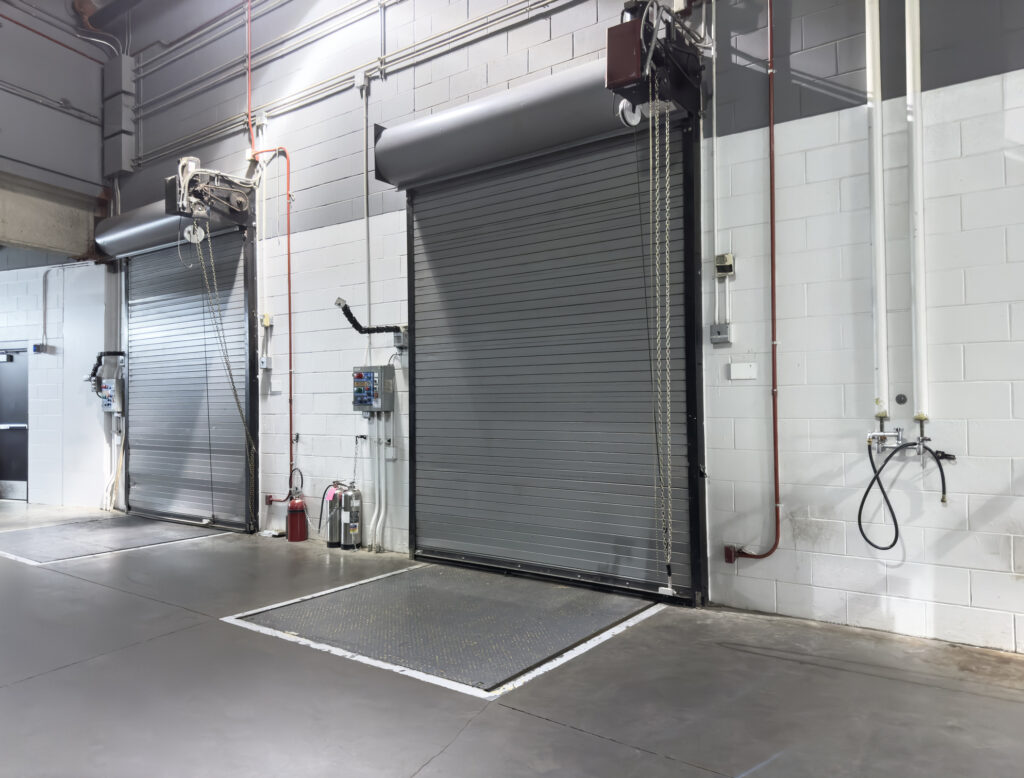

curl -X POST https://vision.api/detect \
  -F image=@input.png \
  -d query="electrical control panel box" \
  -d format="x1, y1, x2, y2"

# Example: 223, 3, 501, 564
352, 366, 394, 413
100, 379, 123, 413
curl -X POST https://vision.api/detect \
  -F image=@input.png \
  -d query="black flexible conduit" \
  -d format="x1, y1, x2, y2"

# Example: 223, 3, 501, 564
335, 298, 401, 334
858, 441, 952, 550
88, 351, 125, 381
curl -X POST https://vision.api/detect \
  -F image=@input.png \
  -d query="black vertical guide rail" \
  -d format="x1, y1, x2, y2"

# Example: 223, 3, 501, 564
242, 225, 260, 533
681, 116, 709, 604
406, 193, 417, 557
123, 261, 133, 515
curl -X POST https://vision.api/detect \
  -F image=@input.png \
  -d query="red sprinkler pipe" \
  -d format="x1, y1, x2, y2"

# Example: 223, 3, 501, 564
734, 0, 781, 561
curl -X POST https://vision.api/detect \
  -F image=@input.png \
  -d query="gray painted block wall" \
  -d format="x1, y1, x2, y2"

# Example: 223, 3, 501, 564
0, 8, 103, 195
120, 0, 1024, 235
715, 0, 1024, 136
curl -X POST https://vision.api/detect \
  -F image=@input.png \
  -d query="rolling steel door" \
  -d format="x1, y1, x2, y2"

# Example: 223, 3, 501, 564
125, 231, 255, 530
411, 131, 698, 595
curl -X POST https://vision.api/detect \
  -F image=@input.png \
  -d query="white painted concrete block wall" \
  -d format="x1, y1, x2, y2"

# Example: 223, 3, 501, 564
257, 211, 410, 551
0, 263, 107, 508
706, 68, 1024, 653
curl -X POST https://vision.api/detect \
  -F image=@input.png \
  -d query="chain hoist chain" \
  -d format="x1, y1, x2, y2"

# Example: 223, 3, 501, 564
661, 95, 673, 574
194, 223, 258, 528
648, 76, 674, 585
651, 82, 666, 561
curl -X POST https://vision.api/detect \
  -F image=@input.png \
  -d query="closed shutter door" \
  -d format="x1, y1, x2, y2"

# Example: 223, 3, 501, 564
412, 132, 691, 594
126, 231, 252, 530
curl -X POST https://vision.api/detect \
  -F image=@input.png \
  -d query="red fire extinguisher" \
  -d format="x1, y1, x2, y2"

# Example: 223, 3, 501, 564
287, 492, 308, 542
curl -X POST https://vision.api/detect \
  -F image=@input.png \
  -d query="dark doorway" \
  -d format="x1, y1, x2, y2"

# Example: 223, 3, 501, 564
0, 350, 29, 501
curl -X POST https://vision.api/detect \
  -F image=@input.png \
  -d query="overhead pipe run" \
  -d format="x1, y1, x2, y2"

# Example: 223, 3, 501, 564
135, 0, 382, 119
134, 0, 587, 167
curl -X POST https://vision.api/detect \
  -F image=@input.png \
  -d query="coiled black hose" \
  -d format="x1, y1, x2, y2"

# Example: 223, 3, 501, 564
858, 441, 950, 550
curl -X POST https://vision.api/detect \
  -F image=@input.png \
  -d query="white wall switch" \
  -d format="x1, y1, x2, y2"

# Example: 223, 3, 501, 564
728, 362, 757, 380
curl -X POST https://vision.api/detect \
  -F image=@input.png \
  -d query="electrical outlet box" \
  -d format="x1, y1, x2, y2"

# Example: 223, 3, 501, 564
715, 253, 735, 277
259, 356, 272, 370
728, 362, 757, 380
710, 322, 731, 344
352, 365, 395, 412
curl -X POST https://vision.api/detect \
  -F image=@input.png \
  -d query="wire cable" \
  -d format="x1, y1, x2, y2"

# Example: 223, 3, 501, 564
317, 482, 334, 532
193, 226, 259, 529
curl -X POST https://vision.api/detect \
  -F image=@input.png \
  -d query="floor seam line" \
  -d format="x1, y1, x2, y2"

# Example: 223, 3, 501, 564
33, 565, 216, 620
408, 704, 490, 777
496, 702, 731, 776
0, 620, 211, 691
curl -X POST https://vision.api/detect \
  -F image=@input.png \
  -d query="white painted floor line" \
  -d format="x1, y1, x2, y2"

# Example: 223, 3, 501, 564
0, 518, 103, 534
490, 604, 667, 696
0, 549, 41, 566
223, 616, 499, 700
37, 531, 233, 565
226, 563, 426, 620
222, 585, 666, 701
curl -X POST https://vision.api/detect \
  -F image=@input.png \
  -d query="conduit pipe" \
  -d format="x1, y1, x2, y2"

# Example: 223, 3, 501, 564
377, 419, 388, 550
366, 416, 382, 550
905, 0, 929, 422
0, 11, 104, 64
866, 0, 889, 420
134, 0, 580, 166
251, 147, 295, 491
734, 0, 781, 561
361, 78, 372, 336
136, 0, 379, 118
135, 0, 289, 76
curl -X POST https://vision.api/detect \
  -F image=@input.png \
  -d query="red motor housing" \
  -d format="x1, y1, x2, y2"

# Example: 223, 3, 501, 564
287, 495, 307, 542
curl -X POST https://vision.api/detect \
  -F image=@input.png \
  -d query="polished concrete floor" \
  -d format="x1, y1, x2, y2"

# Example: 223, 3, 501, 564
3, 501, 1024, 777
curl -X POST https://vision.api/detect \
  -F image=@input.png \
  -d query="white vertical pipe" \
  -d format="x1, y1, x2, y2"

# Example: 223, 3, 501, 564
866, 0, 889, 420
377, 415, 388, 550
905, 0, 929, 421
367, 415, 381, 548
710, 0, 720, 326
362, 81, 373, 360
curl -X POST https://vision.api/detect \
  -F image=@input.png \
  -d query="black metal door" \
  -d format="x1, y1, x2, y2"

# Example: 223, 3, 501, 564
0, 350, 29, 500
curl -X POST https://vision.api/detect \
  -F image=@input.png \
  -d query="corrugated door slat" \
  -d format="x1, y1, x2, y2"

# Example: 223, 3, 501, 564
126, 232, 249, 529
412, 132, 691, 593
